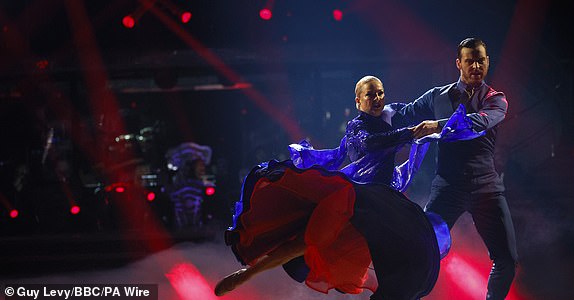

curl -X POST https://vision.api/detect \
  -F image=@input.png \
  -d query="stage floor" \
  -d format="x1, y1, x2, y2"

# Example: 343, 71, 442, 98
0, 213, 568, 300
1, 234, 370, 300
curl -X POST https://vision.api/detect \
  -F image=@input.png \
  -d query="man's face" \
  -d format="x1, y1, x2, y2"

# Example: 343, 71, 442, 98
457, 45, 489, 87
356, 81, 385, 117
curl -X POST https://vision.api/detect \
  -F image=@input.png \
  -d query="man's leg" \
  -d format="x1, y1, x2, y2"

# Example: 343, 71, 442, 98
470, 192, 518, 300
424, 176, 468, 229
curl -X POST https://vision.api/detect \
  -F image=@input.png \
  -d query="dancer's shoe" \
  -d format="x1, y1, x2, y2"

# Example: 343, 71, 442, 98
214, 268, 247, 296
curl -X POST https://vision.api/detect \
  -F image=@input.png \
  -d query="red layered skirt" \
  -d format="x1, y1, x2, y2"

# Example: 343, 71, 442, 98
225, 160, 439, 296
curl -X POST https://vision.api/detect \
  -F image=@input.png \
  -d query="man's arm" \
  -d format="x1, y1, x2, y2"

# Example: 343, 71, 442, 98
411, 92, 507, 139
390, 88, 436, 129
467, 91, 508, 132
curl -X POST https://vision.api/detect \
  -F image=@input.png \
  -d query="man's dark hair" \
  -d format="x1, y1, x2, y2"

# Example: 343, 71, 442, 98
457, 37, 487, 59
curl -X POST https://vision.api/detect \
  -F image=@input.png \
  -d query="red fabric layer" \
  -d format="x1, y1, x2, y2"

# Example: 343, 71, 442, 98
233, 168, 376, 294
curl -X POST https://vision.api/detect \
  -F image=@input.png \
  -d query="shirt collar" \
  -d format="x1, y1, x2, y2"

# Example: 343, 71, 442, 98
456, 78, 485, 93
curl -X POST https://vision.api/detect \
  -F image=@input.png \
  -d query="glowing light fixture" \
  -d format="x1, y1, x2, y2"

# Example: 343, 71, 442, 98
259, 8, 272, 20
70, 205, 81, 215
122, 15, 136, 28
181, 11, 192, 23
147, 192, 156, 202
205, 186, 216, 196
333, 9, 343, 21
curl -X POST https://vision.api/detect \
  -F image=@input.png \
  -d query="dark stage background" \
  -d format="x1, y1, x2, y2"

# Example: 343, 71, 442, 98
0, 0, 573, 299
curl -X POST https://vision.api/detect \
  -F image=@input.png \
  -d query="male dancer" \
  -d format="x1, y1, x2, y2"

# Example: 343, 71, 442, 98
394, 37, 518, 300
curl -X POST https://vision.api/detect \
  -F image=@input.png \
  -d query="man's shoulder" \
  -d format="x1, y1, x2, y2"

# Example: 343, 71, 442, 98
438, 82, 456, 90
476, 84, 508, 110
484, 84, 505, 98
425, 82, 456, 97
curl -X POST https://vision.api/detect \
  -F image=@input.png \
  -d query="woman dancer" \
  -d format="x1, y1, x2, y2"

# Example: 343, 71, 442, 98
215, 76, 469, 299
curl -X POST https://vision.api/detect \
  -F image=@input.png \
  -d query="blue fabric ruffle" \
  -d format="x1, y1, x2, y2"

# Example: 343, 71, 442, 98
289, 104, 480, 191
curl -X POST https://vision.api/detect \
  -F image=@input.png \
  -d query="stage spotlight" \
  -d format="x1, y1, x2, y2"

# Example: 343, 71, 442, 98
181, 11, 192, 23
70, 205, 81, 215
333, 9, 343, 21
205, 186, 215, 196
147, 192, 156, 202
259, 8, 272, 20
122, 15, 136, 28
9, 209, 19, 219
121, 0, 155, 29
157, 0, 192, 24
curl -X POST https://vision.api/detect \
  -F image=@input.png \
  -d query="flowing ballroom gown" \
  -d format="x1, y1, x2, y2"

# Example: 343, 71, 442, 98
224, 105, 479, 299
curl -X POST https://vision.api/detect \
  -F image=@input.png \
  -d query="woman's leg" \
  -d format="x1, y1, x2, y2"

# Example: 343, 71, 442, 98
214, 234, 306, 296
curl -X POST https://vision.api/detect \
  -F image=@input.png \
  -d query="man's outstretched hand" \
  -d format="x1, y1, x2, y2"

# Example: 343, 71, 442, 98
409, 120, 441, 139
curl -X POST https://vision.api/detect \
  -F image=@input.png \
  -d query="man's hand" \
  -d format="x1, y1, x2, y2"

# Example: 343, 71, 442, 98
409, 120, 441, 139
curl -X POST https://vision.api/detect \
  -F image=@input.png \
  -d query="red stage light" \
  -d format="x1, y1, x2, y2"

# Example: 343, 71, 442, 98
70, 206, 81, 215
181, 11, 192, 23
147, 192, 156, 202
333, 9, 343, 21
259, 8, 272, 20
36, 60, 49, 69
115, 186, 126, 193
9, 209, 18, 219
122, 15, 136, 28
166, 263, 215, 300
205, 186, 215, 196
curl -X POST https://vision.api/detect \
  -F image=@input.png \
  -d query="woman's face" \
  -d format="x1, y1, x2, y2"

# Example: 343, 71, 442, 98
356, 80, 385, 117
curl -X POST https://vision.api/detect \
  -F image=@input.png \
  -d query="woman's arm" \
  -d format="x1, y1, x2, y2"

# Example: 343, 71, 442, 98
345, 119, 413, 157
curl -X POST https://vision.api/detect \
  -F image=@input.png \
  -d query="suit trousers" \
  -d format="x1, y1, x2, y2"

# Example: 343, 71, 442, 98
425, 175, 518, 300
